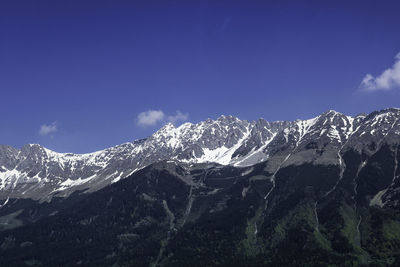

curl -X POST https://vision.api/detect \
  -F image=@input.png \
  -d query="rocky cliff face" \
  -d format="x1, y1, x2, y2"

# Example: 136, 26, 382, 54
0, 108, 400, 266
1, 108, 400, 202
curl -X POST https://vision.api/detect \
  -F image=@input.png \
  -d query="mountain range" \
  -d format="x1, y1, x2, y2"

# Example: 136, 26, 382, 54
1, 108, 400, 266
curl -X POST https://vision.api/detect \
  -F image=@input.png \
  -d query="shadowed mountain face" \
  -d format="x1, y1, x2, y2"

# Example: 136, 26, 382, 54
0, 108, 400, 266
1, 108, 399, 201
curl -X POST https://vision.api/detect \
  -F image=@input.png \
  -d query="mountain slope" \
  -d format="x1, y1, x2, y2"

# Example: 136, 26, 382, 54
2, 109, 399, 202
1, 153, 400, 266
1, 108, 400, 266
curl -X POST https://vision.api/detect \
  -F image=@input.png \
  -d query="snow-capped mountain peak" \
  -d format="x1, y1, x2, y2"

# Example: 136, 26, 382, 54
1, 109, 400, 200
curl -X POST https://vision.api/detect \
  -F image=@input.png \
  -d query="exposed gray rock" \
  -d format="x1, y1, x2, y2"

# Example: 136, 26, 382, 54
0, 108, 400, 202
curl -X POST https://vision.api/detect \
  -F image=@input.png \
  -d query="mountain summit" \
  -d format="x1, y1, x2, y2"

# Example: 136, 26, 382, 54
1, 108, 400, 266
1, 108, 400, 201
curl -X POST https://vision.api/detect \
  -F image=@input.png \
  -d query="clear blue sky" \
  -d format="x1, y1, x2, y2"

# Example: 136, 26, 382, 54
1, 0, 400, 153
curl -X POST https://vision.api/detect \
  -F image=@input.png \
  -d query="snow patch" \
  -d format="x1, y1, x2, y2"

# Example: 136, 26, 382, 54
370, 189, 387, 208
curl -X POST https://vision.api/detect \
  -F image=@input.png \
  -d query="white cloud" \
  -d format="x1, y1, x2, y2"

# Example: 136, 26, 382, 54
136, 110, 189, 127
167, 111, 189, 124
360, 52, 400, 91
39, 121, 58, 136
137, 110, 165, 127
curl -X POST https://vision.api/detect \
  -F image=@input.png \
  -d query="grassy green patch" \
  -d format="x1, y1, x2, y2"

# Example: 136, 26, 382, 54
240, 206, 263, 257
382, 220, 400, 240
340, 203, 358, 246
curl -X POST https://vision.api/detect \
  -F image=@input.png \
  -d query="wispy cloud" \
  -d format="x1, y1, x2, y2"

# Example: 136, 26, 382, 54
360, 52, 400, 91
39, 121, 58, 136
136, 110, 189, 127
137, 110, 165, 127
167, 111, 189, 124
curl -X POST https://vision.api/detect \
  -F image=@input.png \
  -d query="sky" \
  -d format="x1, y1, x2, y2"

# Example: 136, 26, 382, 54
1, 0, 400, 153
